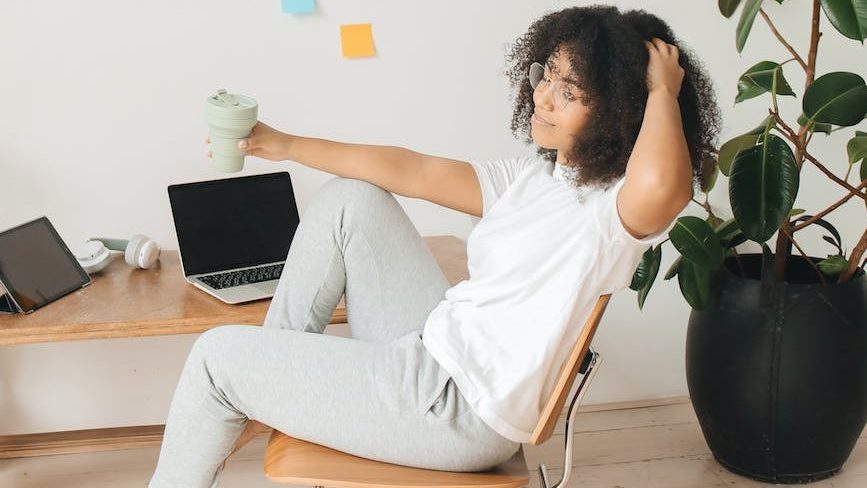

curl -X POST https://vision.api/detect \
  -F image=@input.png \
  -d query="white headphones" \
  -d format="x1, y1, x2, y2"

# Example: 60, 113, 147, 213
74, 235, 161, 274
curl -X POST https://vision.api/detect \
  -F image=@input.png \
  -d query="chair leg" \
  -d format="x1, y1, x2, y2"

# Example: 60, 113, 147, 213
537, 350, 602, 488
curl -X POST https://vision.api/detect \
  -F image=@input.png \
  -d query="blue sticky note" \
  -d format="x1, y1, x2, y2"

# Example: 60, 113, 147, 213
281, 0, 315, 14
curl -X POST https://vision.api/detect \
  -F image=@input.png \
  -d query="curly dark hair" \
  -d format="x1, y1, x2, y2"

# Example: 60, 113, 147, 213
506, 5, 722, 191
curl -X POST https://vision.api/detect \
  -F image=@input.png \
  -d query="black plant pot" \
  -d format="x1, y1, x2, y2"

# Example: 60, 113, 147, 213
686, 253, 867, 484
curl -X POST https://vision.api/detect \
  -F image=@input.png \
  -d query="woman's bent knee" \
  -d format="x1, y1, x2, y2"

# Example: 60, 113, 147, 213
191, 325, 252, 362
317, 177, 395, 206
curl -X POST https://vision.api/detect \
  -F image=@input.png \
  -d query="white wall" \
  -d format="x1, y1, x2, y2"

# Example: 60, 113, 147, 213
1, 0, 864, 434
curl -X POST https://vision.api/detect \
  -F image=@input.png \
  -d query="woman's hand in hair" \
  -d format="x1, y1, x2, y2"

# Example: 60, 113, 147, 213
643, 37, 685, 98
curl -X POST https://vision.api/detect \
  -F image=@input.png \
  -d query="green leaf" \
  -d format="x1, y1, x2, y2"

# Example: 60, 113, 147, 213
714, 217, 740, 240
818, 254, 850, 276
789, 208, 805, 216
719, 0, 744, 18
860, 130, 867, 184
848, 130, 867, 165
719, 135, 761, 176
700, 152, 719, 192
729, 133, 800, 243
725, 230, 749, 249
822, 235, 844, 255
717, 116, 773, 176
630, 247, 653, 290
735, 61, 796, 103
736, 0, 764, 53
819, 0, 867, 42
678, 259, 716, 310
797, 113, 834, 134
803, 72, 867, 126
669, 216, 725, 269
667, 217, 746, 283
714, 217, 748, 248
862, 146, 867, 181
664, 255, 682, 280
792, 214, 844, 251
632, 245, 662, 310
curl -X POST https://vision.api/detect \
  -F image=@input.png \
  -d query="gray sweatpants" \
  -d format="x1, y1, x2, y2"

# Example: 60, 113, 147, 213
148, 177, 521, 488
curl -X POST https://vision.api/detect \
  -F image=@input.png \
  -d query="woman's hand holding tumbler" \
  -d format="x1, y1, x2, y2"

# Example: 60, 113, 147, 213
206, 121, 292, 163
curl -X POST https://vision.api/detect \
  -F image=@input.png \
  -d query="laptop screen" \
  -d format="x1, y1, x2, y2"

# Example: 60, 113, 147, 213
167, 172, 300, 277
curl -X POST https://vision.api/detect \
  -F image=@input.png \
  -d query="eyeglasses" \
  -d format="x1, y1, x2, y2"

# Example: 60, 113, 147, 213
527, 61, 590, 110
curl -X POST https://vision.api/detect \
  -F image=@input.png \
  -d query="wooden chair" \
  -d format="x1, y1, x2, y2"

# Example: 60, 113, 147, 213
261, 294, 611, 488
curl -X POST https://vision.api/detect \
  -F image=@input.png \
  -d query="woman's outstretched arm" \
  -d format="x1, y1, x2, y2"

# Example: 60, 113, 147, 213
208, 122, 427, 198
208, 122, 482, 216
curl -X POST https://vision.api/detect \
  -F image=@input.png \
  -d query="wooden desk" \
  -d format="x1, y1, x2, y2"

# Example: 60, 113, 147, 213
0, 235, 468, 458
0, 235, 468, 346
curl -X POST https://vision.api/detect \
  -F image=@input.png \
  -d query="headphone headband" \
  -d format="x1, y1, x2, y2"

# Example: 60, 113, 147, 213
88, 237, 129, 252
78, 236, 160, 272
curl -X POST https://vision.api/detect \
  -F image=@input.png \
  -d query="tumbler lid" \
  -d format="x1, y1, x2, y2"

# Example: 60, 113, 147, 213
206, 89, 258, 119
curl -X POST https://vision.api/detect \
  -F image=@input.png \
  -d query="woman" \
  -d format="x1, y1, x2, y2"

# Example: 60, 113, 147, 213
149, 5, 720, 487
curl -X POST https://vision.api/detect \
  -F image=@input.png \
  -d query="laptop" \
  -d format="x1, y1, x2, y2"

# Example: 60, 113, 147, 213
167, 171, 300, 304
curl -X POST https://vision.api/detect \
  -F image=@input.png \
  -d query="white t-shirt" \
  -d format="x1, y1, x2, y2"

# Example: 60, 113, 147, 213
421, 156, 676, 443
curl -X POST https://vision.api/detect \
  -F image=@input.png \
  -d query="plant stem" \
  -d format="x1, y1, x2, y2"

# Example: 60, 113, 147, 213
771, 65, 780, 114
779, 225, 827, 284
689, 196, 722, 224
803, 151, 867, 201
773, 221, 794, 281
792, 179, 867, 231
805, 1, 822, 87
730, 246, 747, 278
840, 229, 867, 283
772, 104, 865, 198
768, 109, 800, 154
769, 124, 791, 141
759, 8, 808, 72
772, 0, 822, 282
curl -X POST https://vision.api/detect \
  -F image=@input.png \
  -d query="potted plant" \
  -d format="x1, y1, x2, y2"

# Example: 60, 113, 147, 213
629, 0, 867, 483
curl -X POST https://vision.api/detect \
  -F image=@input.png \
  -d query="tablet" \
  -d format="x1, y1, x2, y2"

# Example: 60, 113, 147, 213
0, 216, 91, 314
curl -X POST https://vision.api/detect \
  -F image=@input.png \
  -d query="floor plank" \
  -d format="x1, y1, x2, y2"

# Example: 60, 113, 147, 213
1, 400, 864, 487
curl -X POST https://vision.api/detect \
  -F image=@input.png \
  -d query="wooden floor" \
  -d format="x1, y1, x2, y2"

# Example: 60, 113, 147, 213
1, 398, 864, 487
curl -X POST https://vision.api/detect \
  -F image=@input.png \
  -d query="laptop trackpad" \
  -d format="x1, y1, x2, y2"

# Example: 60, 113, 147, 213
253, 280, 279, 294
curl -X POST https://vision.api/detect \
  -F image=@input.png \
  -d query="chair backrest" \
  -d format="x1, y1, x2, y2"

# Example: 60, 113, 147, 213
528, 294, 611, 446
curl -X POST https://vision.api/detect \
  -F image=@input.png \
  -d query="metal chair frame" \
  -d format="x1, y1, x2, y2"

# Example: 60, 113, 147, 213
538, 348, 602, 488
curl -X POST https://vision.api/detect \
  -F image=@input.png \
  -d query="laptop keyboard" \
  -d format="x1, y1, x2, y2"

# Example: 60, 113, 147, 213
197, 263, 284, 290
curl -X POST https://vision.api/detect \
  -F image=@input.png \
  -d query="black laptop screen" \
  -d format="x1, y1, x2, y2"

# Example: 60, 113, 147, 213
167, 172, 300, 277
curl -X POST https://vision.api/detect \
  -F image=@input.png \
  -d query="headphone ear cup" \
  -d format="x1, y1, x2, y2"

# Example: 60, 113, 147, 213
124, 235, 144, 267
123, 234, 159, 269
124, 234, 161, 269
138, 238, 161, 269
75, 240, 113, 274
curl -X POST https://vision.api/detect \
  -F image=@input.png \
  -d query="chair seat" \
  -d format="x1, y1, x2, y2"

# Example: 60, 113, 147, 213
264, 430, 530, 488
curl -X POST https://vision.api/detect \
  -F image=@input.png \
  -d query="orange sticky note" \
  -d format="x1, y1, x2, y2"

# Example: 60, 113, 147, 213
340, 23, 376, 58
